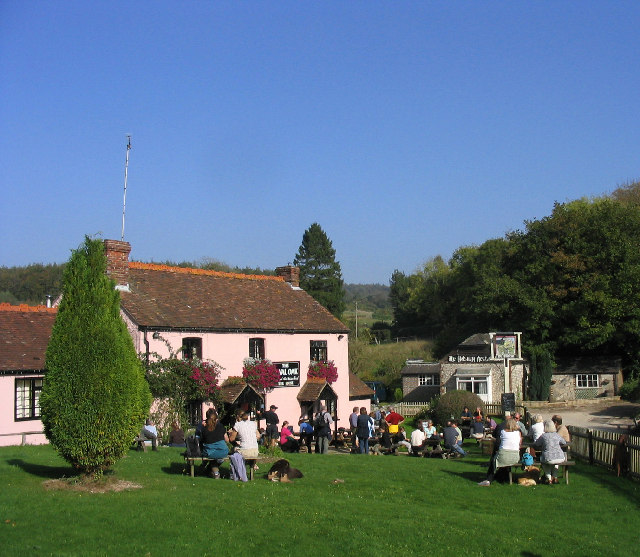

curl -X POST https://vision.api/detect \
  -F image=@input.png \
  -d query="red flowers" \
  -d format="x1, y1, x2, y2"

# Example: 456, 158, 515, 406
242, 358, 281, 391
308, 360, 338, 384
190, 360, 222, 398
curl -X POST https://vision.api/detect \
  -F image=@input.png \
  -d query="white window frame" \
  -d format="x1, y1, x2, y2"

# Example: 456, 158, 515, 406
418, 374, 440, 386
576, 374, 599, 388
15, 378, 43, 421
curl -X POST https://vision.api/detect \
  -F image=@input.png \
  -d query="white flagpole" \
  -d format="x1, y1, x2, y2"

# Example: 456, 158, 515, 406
121, 135, 131, 241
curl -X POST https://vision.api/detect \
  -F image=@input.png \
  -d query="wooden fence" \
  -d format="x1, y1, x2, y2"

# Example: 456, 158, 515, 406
568, 426, 640, 480
376, 402, 527, 419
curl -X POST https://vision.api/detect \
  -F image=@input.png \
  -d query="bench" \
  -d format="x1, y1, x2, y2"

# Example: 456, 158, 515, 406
184, 455, 261, 480
504, 460, 575, 485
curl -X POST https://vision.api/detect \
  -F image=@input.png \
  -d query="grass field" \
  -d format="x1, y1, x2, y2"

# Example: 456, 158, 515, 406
2, 442, 639, 556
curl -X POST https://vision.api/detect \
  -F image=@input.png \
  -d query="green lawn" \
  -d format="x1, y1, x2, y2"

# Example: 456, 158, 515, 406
1, 442, 639, 556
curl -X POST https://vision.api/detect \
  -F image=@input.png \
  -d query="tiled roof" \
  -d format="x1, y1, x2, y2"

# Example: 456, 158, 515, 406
297, 378, 337, 402
121, 262, 349, 333
220, 382, 263, 404
0, 304, 56, 372
348, 372, 374, 398
554, 356, 622, 375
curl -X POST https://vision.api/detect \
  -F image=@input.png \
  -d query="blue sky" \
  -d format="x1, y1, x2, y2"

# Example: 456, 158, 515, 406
1, 2, 639, 284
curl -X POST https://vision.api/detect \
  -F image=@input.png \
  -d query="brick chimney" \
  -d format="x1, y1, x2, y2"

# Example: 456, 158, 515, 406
276, 265, 300, 288
104, 239, 131, 291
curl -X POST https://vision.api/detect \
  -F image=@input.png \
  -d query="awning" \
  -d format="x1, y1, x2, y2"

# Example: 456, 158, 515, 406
297, 378, 337, 403
220, 382, 264, 405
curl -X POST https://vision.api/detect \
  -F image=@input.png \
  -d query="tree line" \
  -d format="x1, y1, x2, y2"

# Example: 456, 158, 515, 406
389, 181, 640, 386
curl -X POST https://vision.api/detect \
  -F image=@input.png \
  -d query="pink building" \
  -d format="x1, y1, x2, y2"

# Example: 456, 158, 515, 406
0, 304, 54, 446
0, 240, 361, 445
105, 240, 353, 431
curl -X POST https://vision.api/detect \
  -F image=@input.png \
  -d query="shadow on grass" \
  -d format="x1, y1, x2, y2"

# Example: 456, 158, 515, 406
161, 461, 188, 476
7, 458, 76, 479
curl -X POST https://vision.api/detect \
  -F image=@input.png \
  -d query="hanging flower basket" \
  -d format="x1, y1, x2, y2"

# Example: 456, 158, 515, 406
308, 360, 338, 384
242, 358, 280, 391
190, 360, 223, 399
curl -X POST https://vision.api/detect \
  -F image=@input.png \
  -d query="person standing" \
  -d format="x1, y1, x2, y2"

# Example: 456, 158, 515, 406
263, 405, 280, 448
356, 407, 373, 454
349, 406, 359, 449
385, 407, 404, 435
314, 404, 333, 454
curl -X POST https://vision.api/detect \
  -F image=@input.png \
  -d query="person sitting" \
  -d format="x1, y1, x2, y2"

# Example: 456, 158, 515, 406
279, 421, 300, 453
228, 410, 260, 470
443, 420, 466, 457
470, 416, 485, 443
410, 421, 427, 456
513, 412, 528, 437
528, 414, 544, 442
140, 418, 158, 451
424, 420, 437, 438
168, 421, 185, 447
371, 421, 393, 455
478, 418, 521, 486
460, 406, 473, 426
485, 416, 497, 434
473, 406, 484, 421
534, 419, 567, 484
392, 426, 412, 454
200, 411, 229, 478
298, 418, 314, 453
552, 415, 571, 443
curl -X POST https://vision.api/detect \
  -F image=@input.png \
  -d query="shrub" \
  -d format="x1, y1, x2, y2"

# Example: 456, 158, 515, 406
40, 237, 151, 477
431, 390, 484, 427
619, 377, 640, 402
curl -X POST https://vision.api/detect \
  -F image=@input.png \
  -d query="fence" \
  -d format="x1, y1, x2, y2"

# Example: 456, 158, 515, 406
376, 402, 527, 419
568, 426, 640, 480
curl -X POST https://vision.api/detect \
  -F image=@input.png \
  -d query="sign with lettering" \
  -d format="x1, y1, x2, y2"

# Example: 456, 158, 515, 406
447, 355, 490, 363
275, 361, 300, 387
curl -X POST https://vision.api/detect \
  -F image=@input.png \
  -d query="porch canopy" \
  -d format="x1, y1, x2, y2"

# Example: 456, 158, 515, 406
220, 382, 264, 408
297, 378, 338, 432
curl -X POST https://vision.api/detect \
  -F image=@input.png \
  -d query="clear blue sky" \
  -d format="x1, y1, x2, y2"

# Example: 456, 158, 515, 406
1, 2, 639, 284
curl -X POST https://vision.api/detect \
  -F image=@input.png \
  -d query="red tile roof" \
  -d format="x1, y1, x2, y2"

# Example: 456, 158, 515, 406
121, 262, 349, 333
348, 372, 375, 398
0, 304, 56, 372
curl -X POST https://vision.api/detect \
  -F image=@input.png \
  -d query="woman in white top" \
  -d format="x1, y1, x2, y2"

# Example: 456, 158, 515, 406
478, 418, 522, 486
528, 414, 544, 442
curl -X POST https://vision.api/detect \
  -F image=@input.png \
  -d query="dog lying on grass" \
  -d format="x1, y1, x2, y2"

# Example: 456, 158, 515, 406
517, 465, 541, 486
267, 459, 303, 483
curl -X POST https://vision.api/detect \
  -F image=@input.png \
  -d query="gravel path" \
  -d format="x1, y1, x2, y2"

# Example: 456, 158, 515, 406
536, 400, 640, 433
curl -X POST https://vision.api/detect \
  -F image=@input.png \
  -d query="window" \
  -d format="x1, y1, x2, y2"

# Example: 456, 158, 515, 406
182, 337, 202, 360
310, 340, 327, 362
249, 338, 265, 359
185, 401, 202, 427
419, 374, 440, 386
576, 374, 598, 388
456, 376, 489, 397
15, 378, 43, 421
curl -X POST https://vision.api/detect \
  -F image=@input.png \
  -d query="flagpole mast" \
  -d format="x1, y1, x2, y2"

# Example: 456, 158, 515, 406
121, 135, 132, 241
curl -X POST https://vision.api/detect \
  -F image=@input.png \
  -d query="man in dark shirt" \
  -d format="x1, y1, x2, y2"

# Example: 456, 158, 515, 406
443, 421, 466, 457
263, 404, 279, 448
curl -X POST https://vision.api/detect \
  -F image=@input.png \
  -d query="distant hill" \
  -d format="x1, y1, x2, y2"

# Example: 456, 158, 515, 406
343, 283, 392, 323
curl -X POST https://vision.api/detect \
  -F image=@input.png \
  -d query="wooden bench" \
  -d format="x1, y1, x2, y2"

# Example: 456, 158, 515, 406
184, 455, 261, 480
504, 460, 575, 485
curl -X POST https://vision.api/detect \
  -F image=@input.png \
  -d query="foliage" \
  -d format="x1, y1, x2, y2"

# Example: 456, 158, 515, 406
0, 262, 65, 305
431, 390, 484, 427
243, 358, 281, 391
393, 387, 403, 402
294, 222, 345, 317
307, 360, 338, 384
40, 237, 151, 477
619, 376, 640, 402
146, 352, 223, 429
526, 346, 554, 400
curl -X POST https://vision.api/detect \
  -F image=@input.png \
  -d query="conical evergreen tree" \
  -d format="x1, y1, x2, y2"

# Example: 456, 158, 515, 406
294, 223, 345, 317
40, 237, 151, 477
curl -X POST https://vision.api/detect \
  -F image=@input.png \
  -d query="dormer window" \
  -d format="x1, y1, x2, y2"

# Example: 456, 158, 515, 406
182, 337, 202, 360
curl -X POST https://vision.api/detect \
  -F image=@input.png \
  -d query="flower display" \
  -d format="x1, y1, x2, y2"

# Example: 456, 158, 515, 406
190, 360, 223, 398
307, 360, 338, 384
242, 358, 281, 391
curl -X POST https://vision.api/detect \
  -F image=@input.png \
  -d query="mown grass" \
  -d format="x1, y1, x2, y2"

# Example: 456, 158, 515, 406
1, 442, 639, 556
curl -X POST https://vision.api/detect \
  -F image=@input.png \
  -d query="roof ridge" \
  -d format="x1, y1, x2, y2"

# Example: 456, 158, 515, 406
0, 302, 57, 313
129, 261, 284, 282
